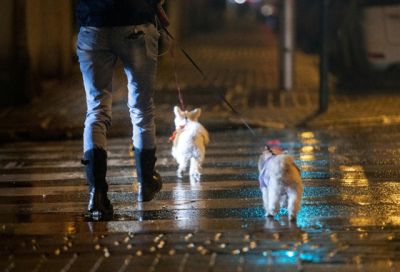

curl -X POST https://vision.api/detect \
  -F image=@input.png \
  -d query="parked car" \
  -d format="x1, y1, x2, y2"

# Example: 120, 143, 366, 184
361, 0, 400, 71
297, 0, 400, 78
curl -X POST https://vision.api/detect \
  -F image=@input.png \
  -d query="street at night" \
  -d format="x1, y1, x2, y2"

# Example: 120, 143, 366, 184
2, 126, 400, 271
1, 0, 400, 271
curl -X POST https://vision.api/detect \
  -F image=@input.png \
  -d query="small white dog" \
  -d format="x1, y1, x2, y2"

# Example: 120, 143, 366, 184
258, 146, 303, 221
170, 106, 209, 181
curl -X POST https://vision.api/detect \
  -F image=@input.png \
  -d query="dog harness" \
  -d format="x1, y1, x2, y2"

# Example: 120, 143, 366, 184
259, 155, 276, 189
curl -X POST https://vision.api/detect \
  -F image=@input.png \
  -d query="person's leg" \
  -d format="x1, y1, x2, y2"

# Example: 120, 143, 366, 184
78, 27, 117, 152
114, 24, 162, 201
81, 148, 113, 219
77, 27, 117, 218
117, 24, 159, 149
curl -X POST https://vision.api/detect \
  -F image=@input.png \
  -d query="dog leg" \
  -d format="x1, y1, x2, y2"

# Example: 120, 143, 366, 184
287, 190, 300, 221
280, 194, 288, 209
261, 187, 269, 216
267, 187, 279, 217
177, 159, 188, 178
189, 157, 202, 181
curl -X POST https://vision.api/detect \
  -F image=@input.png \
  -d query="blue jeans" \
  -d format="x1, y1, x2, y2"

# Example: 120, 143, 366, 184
77, 24, 160, 152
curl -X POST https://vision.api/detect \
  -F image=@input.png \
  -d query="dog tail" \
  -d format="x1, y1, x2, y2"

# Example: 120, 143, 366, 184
200, 125, 209, 145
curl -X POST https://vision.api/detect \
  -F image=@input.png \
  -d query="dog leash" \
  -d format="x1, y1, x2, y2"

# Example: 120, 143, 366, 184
160, 24, 257, 136
169, 45, 186, 111
265, 145, 276, 156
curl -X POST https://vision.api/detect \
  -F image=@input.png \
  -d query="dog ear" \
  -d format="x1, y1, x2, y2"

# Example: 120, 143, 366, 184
190, 108, 201, 120
174, 106, 183, 117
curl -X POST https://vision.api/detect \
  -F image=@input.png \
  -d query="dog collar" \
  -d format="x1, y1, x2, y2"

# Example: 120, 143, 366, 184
168, 124, 185, 142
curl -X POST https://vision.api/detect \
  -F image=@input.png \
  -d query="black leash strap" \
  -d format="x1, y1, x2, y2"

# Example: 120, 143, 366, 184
265, 145, 276, 156
162, 26, 256, 136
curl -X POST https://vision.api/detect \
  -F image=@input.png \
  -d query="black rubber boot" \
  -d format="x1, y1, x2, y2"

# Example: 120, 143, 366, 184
82, 148, 113, 220
134, 148, 163, 202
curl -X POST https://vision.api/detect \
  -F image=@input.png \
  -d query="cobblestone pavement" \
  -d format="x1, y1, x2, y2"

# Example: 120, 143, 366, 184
2, 127, 400, 271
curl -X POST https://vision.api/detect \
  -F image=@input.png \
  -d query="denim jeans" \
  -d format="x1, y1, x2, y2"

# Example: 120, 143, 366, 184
77, 24, 160, 152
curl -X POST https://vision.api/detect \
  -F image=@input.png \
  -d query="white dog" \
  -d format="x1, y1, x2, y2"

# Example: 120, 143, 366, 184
170, 106, 209, 181
258, 146, 303, 221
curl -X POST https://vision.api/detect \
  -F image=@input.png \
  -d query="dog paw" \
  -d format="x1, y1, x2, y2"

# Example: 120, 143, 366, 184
266, 212, 275, 218
190, 172, 201, 182
177, 170, 183, 178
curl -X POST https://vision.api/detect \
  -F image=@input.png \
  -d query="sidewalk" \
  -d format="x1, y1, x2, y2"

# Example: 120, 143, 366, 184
1, 23, 400, 142
2, 23, 400, 272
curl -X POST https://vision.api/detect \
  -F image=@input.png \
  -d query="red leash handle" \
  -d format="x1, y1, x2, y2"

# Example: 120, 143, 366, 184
156, 4, 170, 27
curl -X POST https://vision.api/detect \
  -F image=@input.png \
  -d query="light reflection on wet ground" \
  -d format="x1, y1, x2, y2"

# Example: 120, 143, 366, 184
2, 127, 400, 270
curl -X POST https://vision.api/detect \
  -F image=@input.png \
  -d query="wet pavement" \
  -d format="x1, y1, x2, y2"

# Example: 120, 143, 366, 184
2, 126, 400, 271
1, 21, 400, 271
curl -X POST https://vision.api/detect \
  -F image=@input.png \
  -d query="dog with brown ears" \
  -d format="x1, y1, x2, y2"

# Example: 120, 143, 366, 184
170, 106, 209, 181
